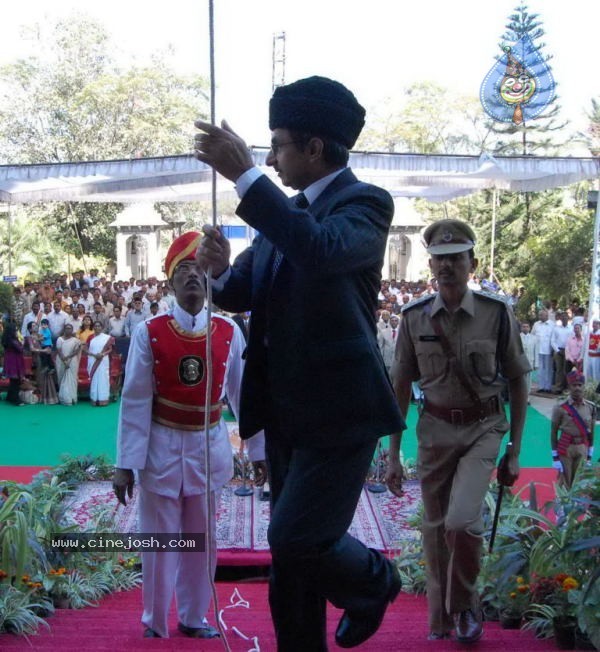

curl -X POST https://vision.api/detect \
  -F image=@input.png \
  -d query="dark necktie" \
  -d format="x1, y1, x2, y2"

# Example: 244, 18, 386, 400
272, 193, 309, 277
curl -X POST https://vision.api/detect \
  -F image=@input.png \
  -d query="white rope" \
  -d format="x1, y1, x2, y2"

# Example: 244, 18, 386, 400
218, 588, 261, 652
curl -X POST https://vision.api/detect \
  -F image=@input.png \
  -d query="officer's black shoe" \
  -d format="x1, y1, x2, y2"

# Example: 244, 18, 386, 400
453, 609, 483, 644
335, 564, 401, 648
143, 627, 161, 638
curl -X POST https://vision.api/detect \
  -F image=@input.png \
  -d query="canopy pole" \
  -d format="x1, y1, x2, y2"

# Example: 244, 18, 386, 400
7, 202, 12, 276
489, 188, 497, 280
585, 176, 600, 379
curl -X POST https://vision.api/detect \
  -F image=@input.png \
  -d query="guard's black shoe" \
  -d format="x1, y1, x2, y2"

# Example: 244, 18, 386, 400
177, 622, 220, 638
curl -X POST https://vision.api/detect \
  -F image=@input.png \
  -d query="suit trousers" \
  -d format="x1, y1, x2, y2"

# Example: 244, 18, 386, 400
552, 350, 566, 392
538, 353, 553, 391
416, 412, 504, 634
138, 487, 218, 638
264, 431, 395, 651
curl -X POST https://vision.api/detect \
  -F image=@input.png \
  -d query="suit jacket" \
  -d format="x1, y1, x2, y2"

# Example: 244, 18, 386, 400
214, 168, 405, 447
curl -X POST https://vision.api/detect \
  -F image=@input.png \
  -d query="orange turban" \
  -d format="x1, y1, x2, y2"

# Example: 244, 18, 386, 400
164, 231, 201, 279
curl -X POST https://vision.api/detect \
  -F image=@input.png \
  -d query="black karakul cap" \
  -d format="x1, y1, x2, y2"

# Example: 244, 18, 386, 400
269, 76, 366, 149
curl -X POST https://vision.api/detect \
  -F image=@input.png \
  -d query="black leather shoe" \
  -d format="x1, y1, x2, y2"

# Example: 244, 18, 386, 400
335, 565, 402, 648
143, 628, 161, 638
453, 609, 483, 644
177, 622, 220, 638
428, 631, 452, 640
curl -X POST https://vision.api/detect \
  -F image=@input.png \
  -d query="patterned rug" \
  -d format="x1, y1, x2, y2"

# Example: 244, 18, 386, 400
64, 479, 422, 555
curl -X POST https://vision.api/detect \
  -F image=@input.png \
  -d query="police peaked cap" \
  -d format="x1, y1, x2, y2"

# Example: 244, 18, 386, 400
269, 76, 366, 149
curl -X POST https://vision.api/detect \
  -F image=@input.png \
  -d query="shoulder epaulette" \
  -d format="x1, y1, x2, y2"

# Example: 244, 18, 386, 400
583, 398, 597, 410
473, 290, 510, 306
401, 294, 435, 313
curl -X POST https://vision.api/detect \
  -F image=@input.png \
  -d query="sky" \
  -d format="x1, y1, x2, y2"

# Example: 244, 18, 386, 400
1, 0, 599, 149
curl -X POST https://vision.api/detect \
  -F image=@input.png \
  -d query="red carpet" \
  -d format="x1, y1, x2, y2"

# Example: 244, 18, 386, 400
0, 582, 556, 651
0, 466, 48, 483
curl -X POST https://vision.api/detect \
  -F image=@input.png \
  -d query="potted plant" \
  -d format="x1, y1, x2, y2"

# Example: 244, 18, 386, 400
528, 573, 581, 649
41, 567, 71, 609
497, 576, 531, 629
0, 584, 49, 635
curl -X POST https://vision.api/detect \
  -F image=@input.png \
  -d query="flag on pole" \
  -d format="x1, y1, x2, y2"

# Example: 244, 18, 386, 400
480, 34, 555, 125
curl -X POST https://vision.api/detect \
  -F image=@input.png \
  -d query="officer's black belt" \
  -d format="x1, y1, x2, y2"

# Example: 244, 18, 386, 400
423, 396, 502, 425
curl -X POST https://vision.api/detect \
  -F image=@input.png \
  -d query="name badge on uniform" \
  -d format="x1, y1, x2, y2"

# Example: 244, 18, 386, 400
419, 335, 440, 342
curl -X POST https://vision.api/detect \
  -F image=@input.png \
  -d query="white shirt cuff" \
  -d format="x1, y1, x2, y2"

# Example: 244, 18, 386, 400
235, 167, 264, 198
209, 266, 232, 291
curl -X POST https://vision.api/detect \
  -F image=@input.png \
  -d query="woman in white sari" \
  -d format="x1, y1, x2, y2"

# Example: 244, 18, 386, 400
56, 324, 82, 405
85, 321, 114, 406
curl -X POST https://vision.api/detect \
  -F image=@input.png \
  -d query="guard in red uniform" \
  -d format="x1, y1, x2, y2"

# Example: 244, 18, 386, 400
113, 232, 264, 639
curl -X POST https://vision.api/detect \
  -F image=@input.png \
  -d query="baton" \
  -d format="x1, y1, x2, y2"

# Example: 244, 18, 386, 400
489, 483, 504, 553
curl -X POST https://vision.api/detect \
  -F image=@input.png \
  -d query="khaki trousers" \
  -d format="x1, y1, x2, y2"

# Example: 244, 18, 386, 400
417, 411, 505, 634
558, 443, 588, 489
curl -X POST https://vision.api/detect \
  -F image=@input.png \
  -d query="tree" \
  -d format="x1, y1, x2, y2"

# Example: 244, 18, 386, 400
359, 82, 490, 154
581, 97, 600, 156
0, 12, 209, 263
487, 3, 567, 156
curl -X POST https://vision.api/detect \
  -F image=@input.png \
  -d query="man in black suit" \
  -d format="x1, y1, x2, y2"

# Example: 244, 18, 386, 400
194, 76, 405, 651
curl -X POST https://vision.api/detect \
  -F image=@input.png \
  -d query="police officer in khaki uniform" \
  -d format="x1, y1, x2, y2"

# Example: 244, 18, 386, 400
386, 219, 529, 643
551, 369, 595, 489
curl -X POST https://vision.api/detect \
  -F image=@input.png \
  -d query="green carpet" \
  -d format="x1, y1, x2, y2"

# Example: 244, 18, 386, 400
1, 398, 551, 469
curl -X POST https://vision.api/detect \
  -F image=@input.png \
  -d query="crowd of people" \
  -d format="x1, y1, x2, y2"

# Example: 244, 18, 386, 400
2, 270, 178, 407
376, 277, 600, 395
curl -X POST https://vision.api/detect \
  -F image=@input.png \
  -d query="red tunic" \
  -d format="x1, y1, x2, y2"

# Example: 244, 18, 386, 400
147, 314, 234, 431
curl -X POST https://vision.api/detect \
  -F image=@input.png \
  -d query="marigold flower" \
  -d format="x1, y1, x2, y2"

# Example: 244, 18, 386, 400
518, 585, 529, 593
510, 592, 517, 599
21, 574, 30, 582
49, 569, 57, 575
562, 577, 579, 591
516, 576, 524, 584
555, 573, 568, 583
0, 570, 8, 579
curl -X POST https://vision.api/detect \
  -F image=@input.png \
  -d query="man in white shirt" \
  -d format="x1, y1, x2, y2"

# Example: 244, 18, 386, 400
78, 287, 95, 314
520, 322, 537, 399
551, 312, 572, 393
113, 232, 265, 639
21, 301, 43, 338
378, 314, 399, 377
47, 300, 68, 346
108, 306, 126, 337
532, 309, 555, 392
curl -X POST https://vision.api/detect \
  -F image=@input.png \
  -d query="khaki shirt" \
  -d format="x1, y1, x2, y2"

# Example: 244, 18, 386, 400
551, 398, 595, 438
393, 290, 530, 408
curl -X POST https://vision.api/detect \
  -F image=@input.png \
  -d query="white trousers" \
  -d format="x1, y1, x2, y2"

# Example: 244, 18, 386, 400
138, 487, 218, 638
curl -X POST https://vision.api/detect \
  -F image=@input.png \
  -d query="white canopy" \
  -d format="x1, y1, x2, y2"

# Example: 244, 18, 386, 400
0, 150, 598, 204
